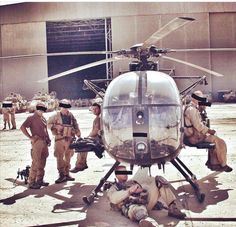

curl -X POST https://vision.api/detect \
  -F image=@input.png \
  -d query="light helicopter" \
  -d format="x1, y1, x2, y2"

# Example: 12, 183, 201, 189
2, 16, 235, 205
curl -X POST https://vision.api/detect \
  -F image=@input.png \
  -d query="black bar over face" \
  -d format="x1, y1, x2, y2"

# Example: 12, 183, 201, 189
36, 105, 47, 112
59, 103, 71, 108
199, 101, 212, 107
2, 103, 13, 108
191, 93, 207, 102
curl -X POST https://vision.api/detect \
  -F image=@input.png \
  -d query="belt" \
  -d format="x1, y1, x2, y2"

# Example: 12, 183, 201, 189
55, 137, 72, 142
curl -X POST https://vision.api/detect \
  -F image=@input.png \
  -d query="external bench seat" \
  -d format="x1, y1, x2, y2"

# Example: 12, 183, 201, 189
183, 137, 215, 149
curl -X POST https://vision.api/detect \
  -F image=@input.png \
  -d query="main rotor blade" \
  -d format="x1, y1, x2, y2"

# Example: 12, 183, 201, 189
162, 55, 224, 77
169, 48, 236, 52
37, 56, 126, 83
0, 51, 116, 59
142, 17, 195, 49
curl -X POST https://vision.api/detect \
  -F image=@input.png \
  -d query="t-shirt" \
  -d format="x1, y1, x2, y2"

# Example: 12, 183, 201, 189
21, 112, 48, 138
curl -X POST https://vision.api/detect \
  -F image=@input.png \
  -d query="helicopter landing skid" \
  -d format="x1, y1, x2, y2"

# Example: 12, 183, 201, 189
171, 158, 205, 203
82, 161, 120, 205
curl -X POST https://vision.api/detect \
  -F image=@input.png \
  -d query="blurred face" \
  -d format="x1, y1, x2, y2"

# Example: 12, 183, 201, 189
60, 107, 69, 114
36, 110, 44, 116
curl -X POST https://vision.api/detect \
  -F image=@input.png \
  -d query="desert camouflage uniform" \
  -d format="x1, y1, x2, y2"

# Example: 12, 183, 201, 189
107, 169, 176, 222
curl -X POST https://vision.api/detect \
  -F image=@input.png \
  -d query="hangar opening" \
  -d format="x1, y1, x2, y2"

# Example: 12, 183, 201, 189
46, 18, 112, 99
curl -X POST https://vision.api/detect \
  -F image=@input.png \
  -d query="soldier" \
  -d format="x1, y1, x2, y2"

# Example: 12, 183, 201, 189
70, 103, 101, 173
184, 90, 233, 172
107, 165, 186, 227
20, 102, 51, 189
9, 104, 16, 129
2, 101, 12, 130
48, 99, 81, 183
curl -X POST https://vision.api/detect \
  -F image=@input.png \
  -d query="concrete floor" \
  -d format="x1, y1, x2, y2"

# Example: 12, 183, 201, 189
0, 103, 236, 227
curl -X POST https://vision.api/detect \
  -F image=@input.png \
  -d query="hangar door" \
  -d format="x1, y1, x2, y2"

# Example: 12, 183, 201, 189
46, 18, 112, 99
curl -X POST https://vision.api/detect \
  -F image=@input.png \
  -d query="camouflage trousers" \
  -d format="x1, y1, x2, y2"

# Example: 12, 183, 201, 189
122, 204, 148, 222
29, 139, 49, 185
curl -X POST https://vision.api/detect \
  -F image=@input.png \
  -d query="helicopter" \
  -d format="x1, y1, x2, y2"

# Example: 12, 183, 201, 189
2, 16, 235, 205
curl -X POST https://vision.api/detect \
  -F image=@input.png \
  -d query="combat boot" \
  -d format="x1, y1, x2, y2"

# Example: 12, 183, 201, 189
139, 217, 159, 227
65, 174, 75, 181
70, 164, 88, 173
37, 179, 49, 187
28, 182, 41, 189
168, 202, 186, 219
55, 174, 67, 184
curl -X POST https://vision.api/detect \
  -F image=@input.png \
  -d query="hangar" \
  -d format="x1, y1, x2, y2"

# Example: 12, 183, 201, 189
0, 2, 236, 100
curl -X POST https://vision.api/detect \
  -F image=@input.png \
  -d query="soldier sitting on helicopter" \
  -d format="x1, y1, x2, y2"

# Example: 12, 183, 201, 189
70, 102, 102, 173
107, 165, 186, 227
183, 90, 233, 172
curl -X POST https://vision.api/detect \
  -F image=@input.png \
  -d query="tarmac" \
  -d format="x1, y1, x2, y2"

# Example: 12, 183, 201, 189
0, 103, 236, 227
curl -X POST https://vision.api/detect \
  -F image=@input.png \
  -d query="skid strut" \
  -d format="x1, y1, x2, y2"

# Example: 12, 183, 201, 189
83, 161, 120, 205
171, 158, 205, 203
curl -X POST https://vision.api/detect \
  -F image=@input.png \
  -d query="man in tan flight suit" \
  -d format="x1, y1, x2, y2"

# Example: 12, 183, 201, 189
107, 165, 186, 227
70, 103, 101, 173
184, 90, 233, 172
20, 102, 51, 189
48, 99, 81, 183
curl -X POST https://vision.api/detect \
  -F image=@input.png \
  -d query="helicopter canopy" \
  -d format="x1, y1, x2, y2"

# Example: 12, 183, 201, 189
102, 71, 182, 165
103, 71, 181, 107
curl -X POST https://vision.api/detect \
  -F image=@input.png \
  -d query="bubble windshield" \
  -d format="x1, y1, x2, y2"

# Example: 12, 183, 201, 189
102, 71, 182, 162
103, 71, 180, 107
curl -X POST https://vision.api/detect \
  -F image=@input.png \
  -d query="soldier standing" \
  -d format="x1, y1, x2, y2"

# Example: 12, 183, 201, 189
2, 101, 12, 130
9, 104, 16, 129
48, 99, 81, 183
20, 102, 51, 189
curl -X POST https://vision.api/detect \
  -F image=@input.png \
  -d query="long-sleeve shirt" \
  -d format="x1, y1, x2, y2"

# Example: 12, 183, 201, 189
184, 102, 209, 137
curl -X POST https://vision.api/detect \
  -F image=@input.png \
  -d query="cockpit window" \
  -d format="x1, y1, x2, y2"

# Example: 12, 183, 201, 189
103, 71, 180, 107
103, 72, 138, 107
144, 72, 180, 104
